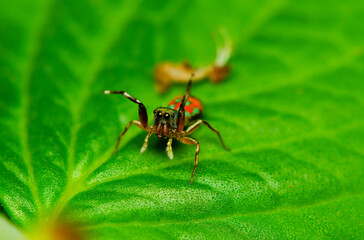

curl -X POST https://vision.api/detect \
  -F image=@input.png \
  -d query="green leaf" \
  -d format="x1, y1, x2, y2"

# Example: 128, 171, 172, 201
1, 0, 364, 239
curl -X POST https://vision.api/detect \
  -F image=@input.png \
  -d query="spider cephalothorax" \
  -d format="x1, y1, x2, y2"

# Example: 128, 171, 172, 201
152, 107, 177, 138
103, 79, 230, 184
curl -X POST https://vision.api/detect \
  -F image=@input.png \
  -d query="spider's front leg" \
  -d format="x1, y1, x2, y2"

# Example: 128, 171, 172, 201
103, 90, 149, 154
103, 90, 148, 128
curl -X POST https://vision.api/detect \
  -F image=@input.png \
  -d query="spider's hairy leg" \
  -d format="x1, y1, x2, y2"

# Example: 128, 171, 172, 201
186, 119, 230, 151
140, 131, 153, 154
177, 136, 200, 184
113, 120, 144, 155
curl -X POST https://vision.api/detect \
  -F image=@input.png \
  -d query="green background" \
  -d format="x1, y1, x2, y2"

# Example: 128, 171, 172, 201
0, 0, 363, 239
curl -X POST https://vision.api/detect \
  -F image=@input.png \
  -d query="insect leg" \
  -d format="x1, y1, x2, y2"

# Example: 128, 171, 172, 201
140, 131, 153, 154
166, 137, 174, 159
177, 136, 200, 185
113, 120, 144, 155
176, 77, 193, 132
185, 119, 230, 151
103, 90, 148, 129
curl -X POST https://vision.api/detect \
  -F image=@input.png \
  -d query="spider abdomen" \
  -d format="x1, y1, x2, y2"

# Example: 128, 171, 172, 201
168, 95, 203, 125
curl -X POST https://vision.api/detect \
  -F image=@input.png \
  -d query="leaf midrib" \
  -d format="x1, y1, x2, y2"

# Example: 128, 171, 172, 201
19, 0, 56, 219
51, 0, 143, 222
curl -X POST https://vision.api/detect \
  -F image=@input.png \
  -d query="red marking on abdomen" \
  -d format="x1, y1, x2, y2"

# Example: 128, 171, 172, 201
168, 95, 203, 115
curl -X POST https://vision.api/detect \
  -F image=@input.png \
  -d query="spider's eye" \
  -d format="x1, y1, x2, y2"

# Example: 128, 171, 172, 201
171, 113, 175, 118
157, 111, 163, 118
153, 110, 156, 114
164, 113, 170, 119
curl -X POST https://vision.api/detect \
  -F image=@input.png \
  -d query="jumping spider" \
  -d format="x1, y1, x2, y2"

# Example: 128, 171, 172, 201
103, 79, 230, 184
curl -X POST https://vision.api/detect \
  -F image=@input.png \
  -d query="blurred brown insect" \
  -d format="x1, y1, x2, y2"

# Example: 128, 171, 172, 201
154, 29, 232, 93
